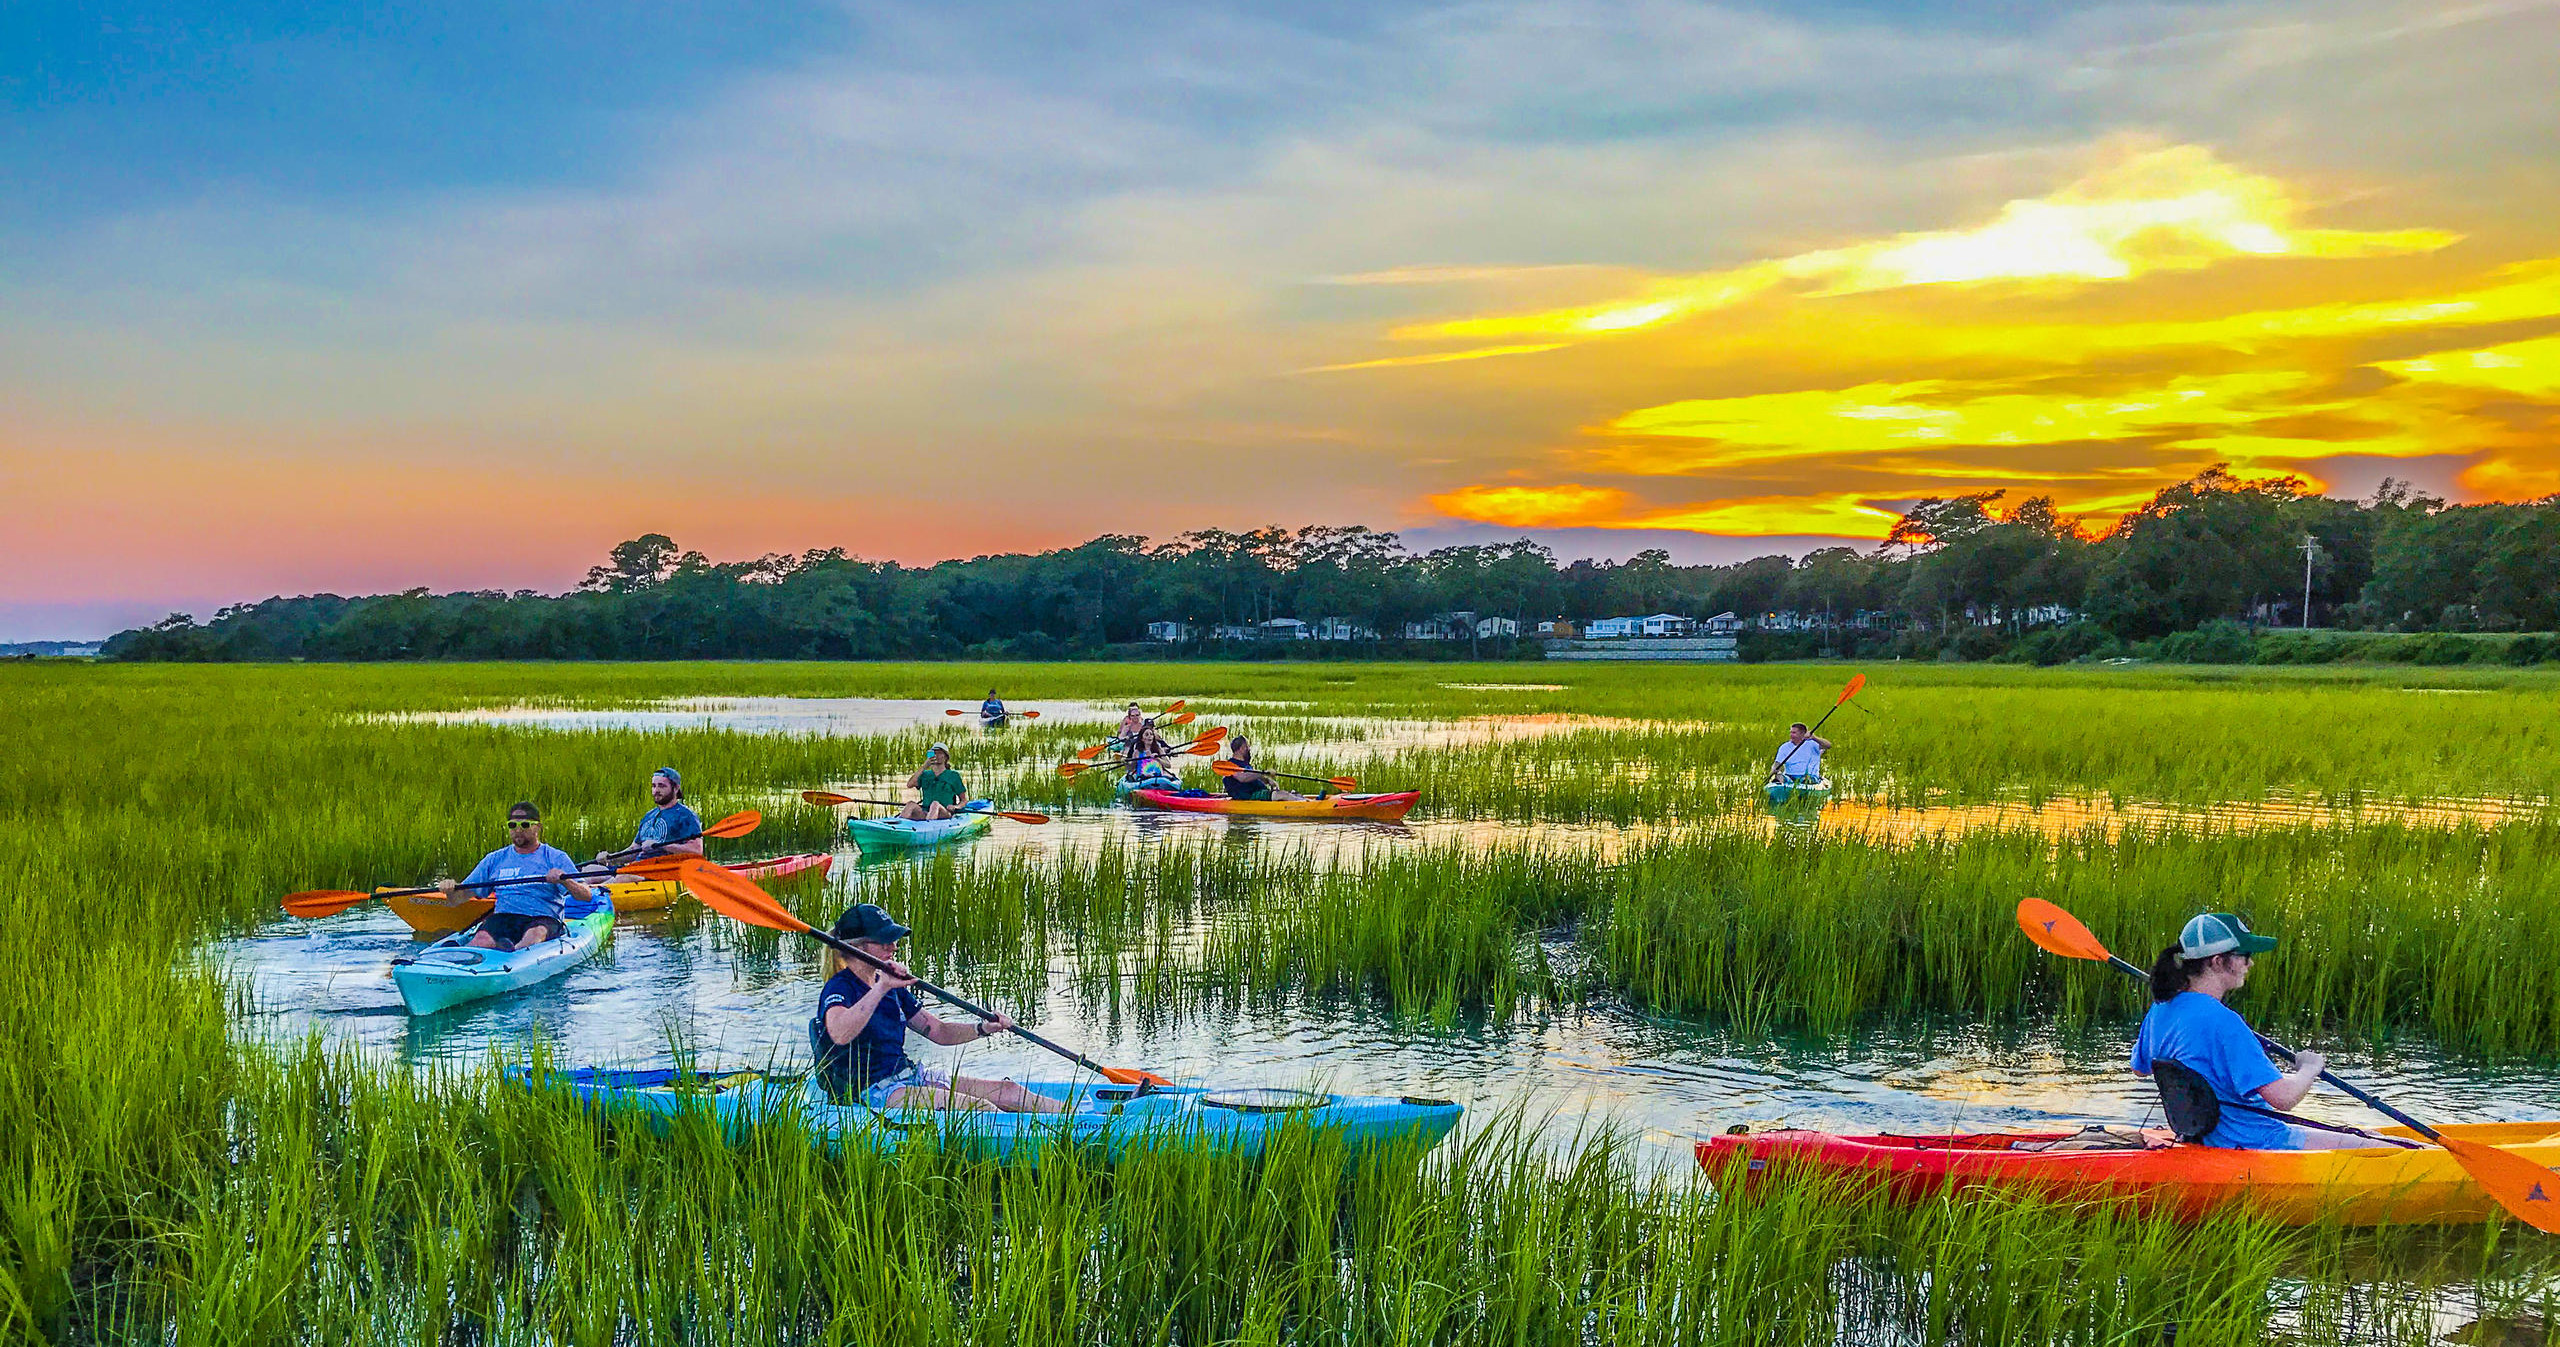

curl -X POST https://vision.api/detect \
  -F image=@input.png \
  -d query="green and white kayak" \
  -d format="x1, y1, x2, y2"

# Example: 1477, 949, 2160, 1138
394, 905, 613, 1016
514, 1066, 1464, 1163
1765, 778, 1832, 808
845, 801, 996, 851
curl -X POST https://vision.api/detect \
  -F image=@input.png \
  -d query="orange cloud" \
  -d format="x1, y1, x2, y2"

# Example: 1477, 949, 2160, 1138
1427, 483, 1636, 527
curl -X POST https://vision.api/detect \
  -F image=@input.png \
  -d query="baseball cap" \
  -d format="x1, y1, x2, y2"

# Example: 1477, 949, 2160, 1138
2179, 912, 2276, 959
831, 903, 912, 944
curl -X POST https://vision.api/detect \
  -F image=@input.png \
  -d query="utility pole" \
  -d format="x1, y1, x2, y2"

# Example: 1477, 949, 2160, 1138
2299, 534, 2321, 630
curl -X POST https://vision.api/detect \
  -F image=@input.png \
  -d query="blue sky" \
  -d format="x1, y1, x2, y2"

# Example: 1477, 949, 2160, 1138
4, 0, 2555, 638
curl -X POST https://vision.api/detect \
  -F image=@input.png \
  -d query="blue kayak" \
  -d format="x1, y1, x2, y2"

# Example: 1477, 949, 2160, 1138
845, 800, 997, 851
394, 905, 614, 1016
1765, 778, 1832, 808
514, 1066, 1463, 1162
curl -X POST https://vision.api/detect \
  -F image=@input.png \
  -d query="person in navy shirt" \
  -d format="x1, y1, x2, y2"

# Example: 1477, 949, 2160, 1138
441, 802, 594, 951
2131, 912, 2357, 1150
619, 767, 704, 858
810, 903, 1064, 1114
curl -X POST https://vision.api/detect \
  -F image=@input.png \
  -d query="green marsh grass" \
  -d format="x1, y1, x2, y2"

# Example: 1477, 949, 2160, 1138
10, 660, 2560, 1340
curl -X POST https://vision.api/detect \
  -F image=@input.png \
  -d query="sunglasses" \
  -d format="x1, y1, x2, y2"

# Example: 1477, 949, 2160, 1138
506, 818, 540, 828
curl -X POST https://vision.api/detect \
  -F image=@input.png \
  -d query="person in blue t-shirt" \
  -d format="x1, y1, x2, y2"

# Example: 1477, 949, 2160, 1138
2130, 912, 2359, 1150
441, 802, 595, 951
615, 767, 704, 859
980, 690, 1007, 721
809, 903, 1064, 1114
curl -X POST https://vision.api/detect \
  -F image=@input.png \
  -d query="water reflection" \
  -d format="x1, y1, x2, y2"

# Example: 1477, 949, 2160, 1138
221, 870, 2560, 1173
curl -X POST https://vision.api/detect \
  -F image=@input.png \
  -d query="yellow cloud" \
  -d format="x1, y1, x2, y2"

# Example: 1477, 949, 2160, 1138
1427, 483, 1635, 527
2379, 333, 2560, 397
1385, 145, 2460, 347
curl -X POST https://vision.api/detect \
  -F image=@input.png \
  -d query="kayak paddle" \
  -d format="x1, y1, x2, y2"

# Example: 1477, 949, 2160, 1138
799, 790, 1050, 824
680, 859, 1171, 1088
1211, 759, 1359, 791
947, 708, 1040, 718
1057, 729, 1226, 779
1773, 674, 1863, 781
278, 808, 759, 918
2017, 898, 2560, 1234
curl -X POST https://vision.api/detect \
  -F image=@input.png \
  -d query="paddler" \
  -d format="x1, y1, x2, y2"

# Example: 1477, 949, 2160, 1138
1769, 722, 1831, 784
2132, 913, 2359, 1150
1220, 733, 1303, 801
609, 766, 703, 861
898, 743, 967, 821
980, 689, 1007, 722
811, 903, 1065, 1113
444, 802, 595, 951
1123, 725, 1181, 791
1112, 702, 1147, 753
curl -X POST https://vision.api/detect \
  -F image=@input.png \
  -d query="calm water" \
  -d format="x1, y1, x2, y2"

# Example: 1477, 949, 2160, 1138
225, 695, 2560, 1171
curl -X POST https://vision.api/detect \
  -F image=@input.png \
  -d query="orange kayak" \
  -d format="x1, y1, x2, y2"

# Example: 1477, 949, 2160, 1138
1700, 1124, 2560, 1226
385, 853, 833, 934
1124, 789, 1418, 821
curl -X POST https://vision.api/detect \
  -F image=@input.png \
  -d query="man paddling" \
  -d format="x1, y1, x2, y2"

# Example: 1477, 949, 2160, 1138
1220, 733, 1304, 802
811, 903, 1064, 1113
615, 767, 704, 861
2132, 913, 2361, 1150
443, 802, 595, 951
897, 744, 968, 821
1769, 722, 1831, 784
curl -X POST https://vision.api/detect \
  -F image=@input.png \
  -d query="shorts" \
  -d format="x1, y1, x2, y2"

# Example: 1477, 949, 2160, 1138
813, 1065, 952, 1110
483, 912, 556, 945
1224, 780, 1273, 801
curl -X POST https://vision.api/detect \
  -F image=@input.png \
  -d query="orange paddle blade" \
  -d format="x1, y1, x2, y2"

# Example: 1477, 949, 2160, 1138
1075, 744, 1106, 761
702, 810, 762, 839
946, 708, 966, 715
616, 855, 691, 880
1019, 710, 1040, 719
679, 860, 814, 936
1099, 1064, 1173, 1087
1210, 759, 1240, 775
1162, 700, 1186, 716
2437, 1135, 2560, 1235
281, 889, 376, 918
1057, 762, 1090, 778
801, 790, 856, 807
1837, 673, 1867, 705
1162, 711, 1196, 727
994, 810, 1051, 824
1323, 776, 1358, 790
2017, 899, 2116, 964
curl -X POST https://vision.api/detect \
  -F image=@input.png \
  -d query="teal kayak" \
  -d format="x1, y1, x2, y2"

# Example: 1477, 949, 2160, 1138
394, 905, 613, 1016
845, 801, 996, 851
1765, 779, 1832, 808
514, 1066, 1464, 1163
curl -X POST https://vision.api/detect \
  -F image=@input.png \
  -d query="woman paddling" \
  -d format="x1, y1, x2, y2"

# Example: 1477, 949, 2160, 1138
898, 744, 967, 821
811, 903, 1064, 1113
2132, 912, 2362, 1150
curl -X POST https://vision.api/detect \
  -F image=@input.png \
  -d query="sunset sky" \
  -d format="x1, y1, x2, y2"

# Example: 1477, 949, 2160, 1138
6, 0, 2557, 638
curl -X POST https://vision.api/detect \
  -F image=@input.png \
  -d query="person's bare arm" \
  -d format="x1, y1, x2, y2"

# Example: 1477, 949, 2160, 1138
2256, 1049, 2326, 1112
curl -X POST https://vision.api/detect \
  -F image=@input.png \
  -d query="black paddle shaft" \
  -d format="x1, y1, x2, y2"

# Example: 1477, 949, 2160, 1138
2097, 952, 2440, 1140
802, 924, 1132, 1081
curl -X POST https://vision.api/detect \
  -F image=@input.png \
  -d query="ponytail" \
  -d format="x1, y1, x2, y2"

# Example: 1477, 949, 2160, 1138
2150, 944, 2206, 1002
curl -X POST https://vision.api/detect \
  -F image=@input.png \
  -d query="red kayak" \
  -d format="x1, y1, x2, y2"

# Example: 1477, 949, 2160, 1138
1698, 1125, 2560, 1226
1124, 789, 1419, 821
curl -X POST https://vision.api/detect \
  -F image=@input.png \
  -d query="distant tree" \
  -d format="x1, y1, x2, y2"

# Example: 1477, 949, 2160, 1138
582, 534, 683, 593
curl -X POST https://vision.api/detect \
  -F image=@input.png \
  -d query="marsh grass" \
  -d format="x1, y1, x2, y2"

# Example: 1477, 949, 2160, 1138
10, 660, 2560, 1341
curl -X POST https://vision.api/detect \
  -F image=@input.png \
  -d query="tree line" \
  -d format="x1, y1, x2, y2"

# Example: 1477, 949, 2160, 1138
105, 467, 2560, 663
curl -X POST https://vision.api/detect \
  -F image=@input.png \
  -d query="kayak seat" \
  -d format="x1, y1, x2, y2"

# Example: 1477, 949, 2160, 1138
2152, 1059, 2221, 1144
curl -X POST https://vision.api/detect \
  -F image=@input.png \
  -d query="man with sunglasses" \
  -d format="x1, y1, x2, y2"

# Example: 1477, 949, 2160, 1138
439, 802, 594, 951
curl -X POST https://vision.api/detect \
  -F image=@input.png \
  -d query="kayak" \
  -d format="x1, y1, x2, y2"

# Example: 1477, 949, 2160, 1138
1765, 779, 1832, 808
515, 1066, 1464, 1163
1699, 1124, 2560, 1226
605, 878, 682, 912
393, 905, 614, 1016
846, 802, 997, 851
385, 852, 834, 933
1125, 788, 1419, 822
980, 713, 1009, 729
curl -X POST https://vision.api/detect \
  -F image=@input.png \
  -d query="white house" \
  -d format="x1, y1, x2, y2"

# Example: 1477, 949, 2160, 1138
1256, 617, 1310, 640
1704, 612, 1743, 632
1309, 617, 1376, 641
1536, 619, 1579, 637
1475, 616, 1520, 639
1209, 623, 1257, 641
1582, 617, 1639, 638
1639, 613, 1696, 637
1144, 621, 1191, 643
